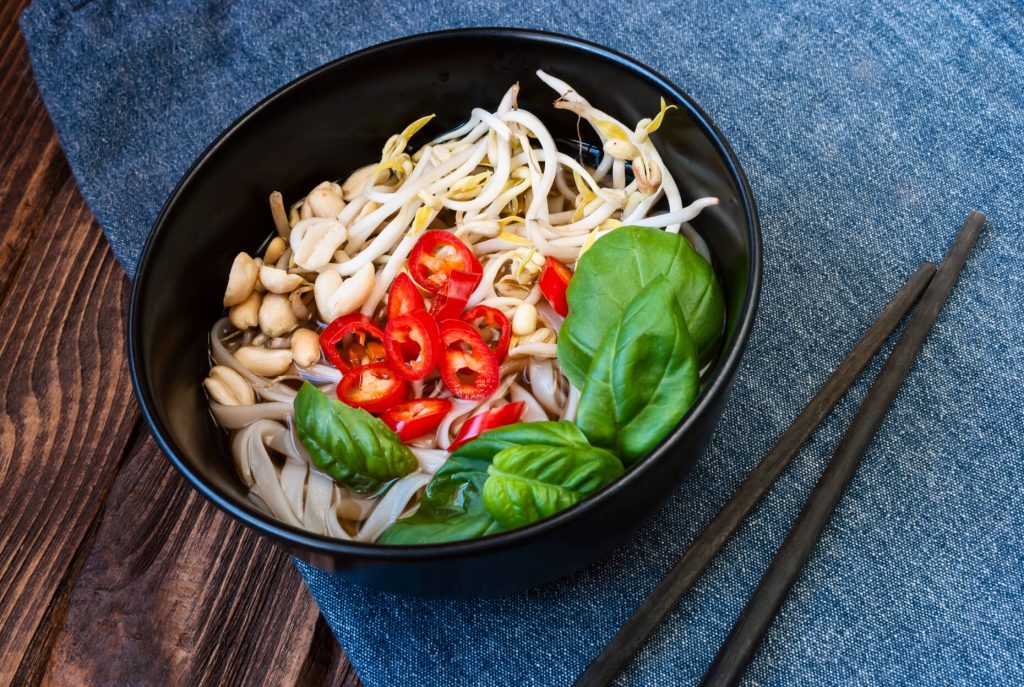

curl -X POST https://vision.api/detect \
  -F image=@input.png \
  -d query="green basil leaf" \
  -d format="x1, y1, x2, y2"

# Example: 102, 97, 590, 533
293, 382, 417, 493
379, 421, 593, 544
558, 225, 724, 388
452, 421, 590, 462
481, 444, 623, 529
576, 277, 700, 464
378, 453, 501, 544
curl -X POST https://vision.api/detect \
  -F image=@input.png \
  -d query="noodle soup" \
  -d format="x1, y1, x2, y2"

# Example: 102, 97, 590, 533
203, 72, 724, 544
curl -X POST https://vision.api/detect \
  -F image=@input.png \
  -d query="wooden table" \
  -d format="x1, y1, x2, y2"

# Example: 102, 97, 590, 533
0, 2, 361, 684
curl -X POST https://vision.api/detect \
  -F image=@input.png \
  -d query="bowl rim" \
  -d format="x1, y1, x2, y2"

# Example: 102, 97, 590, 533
128, 27, 763, 561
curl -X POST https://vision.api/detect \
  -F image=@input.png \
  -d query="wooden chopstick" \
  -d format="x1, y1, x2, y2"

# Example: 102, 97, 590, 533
700, 211, 986, 686
574, 259, 938, 687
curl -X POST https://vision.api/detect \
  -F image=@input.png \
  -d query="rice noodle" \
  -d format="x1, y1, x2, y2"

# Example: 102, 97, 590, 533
508, 342, 558, 359
511, 383, 550, 422
410, 447, 449, 474
436, 399, 482, 450
527, 358, 565, 416
561, 385, 582, 423
210, 401, 292, 428
232, 420, 303, 527
356, 472, 432, 541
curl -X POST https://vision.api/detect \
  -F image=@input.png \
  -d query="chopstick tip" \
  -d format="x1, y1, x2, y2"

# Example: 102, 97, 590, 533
966, 210, 987, 225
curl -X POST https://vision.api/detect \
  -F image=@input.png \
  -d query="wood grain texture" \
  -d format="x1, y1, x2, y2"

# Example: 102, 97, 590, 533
0, 167, 140, 685
0, 2, 361, 684
40, 433, 359, 687
0, 0, 68, 302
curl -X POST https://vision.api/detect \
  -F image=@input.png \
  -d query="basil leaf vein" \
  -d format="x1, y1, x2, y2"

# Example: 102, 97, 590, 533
378, 421, 594, 544
557, 225, 724, 387
481, 444, 623, 529
576, 278, 700, 465
293, 382, 417, 493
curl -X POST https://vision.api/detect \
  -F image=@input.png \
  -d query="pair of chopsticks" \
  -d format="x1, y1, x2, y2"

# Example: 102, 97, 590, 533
576, 211, 986, 687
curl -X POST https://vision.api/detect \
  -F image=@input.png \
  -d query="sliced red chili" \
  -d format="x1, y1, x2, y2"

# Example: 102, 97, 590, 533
384, 310, 441, 381
408, 230, 483, 294
449, 402, 526, 452
320, 314, 387, 371
380, 398, 453, 441
461, 305, 512, 361
437, 320, 500, 400
336, 363, 409, 413
539, 257, 573, 317
429, 269, 482, 322
387, 272, 426, 320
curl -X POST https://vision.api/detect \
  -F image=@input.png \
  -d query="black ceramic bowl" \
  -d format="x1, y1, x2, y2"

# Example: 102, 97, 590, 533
129, 28, 761, 597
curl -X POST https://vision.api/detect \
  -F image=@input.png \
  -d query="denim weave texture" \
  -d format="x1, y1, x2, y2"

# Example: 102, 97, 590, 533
20, 0, 1024, 685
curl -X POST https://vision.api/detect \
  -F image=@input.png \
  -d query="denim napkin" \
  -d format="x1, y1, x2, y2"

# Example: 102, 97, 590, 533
21, 1, 1024, 684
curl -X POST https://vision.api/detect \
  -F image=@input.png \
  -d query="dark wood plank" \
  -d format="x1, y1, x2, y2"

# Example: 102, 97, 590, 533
0, 3, 360, 684
0, 0, 69, 302
40, 433, 359, 687
0, 171, 140, 684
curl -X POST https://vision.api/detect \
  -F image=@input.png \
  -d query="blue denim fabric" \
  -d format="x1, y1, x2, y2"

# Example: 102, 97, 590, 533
20, 1, 1024, 684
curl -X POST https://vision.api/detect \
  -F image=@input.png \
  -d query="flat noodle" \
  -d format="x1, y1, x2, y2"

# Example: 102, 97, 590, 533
511, 383, 551, 422
210, 401, 291, 428
355, 472, 432, 542
232, 421, 302, 527
410, 447, 448, 474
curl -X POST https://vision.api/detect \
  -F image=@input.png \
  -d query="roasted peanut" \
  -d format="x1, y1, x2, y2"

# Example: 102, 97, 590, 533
341, 164, 377, 201
258, 292, 298, 337
233, 346, 293, 377
314, 263, 374, 322
512, 302, 538, 336
290, 329, 321, 367
223, 252, 259, 306
302, 182, 345, 218
290, 217, 348, 270
228, 291, 261, 330
258, 264, 304, 294
203, 365, 255, 405
263, 236, 287, 264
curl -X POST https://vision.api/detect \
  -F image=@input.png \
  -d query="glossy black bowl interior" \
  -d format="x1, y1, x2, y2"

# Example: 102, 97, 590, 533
129, 29, 761, 597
